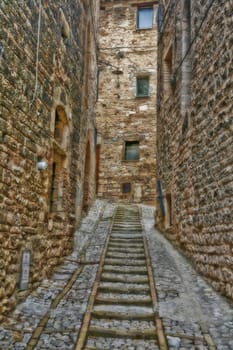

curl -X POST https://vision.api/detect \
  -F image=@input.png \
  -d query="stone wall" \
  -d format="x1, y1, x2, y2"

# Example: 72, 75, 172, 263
96, 0, 158, 204
156, 0, 233, 300
0, 0, 99, 316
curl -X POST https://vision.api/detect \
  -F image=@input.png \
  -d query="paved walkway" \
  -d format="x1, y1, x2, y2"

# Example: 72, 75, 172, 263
0, 200, 232, 350
141, 206, 233, 350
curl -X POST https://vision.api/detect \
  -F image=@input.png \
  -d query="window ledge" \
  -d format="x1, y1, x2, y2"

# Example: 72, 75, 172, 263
135, 95, 150, 99
135, 27, 154, 31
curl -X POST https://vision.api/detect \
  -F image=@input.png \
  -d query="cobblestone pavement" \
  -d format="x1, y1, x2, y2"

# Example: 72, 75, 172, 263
141, 205, 233, 350
0, 200, 232, 350
0, 200, 115, 350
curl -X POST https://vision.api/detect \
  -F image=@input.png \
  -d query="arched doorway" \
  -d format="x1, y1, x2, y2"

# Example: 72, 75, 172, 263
83, 141, 91, 212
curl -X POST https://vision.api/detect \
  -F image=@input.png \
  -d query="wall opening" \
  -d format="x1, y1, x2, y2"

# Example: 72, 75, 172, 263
124, 141, 140, 161
84, 23, 91, 109
49, 153, 65, 213
54, 106, 69, 149
137, 7, 153, 29
136, 76, 150, 97
165, 193, 172, 228
181, 0, 192, 115
50, 106, 69, 213
122, 183, 131, 193
163, 43, 173, 99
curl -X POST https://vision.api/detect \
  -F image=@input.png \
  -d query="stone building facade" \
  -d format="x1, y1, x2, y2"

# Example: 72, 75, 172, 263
0, 0, 99, 315
96, 0, 158, 204
156, 0, 233, 300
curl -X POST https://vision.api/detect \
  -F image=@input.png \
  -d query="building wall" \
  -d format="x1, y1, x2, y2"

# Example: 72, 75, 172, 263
97, 0, 158, 204
156, 0, 233, 300
0, 0, 99, 316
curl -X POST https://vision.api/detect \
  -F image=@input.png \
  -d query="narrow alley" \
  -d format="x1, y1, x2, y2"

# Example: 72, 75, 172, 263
1, 1, 233, 349
0, 200, 232, 350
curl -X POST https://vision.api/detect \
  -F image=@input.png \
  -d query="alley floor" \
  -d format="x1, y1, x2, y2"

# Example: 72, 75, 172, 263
0, 200, 233, 350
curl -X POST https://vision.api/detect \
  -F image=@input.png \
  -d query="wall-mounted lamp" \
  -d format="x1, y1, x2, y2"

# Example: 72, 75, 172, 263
36, 158, 48, 170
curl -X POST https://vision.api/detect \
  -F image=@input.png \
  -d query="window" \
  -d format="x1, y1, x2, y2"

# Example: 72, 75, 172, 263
84, 23, 91, 109
54, 106, 69, 150
181, 0, 192, 115
163, 43, 173, 98
165, 193, 172, 228
136, 77, 149, 97
50, 156, 64, 213
122, 183, 131, 193
124, 141, 139, 161
50, 106, 69, 213
137, 7, 153, 29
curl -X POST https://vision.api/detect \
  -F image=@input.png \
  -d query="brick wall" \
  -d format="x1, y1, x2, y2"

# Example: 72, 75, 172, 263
96, 0, 158, 204
156, 0, 233, 300
0, 0, 98, 316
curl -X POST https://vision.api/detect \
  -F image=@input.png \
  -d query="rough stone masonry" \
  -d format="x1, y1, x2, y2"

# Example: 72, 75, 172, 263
156, 0, 233, 301
0, 0, 99, 317
96, 0, 158, 204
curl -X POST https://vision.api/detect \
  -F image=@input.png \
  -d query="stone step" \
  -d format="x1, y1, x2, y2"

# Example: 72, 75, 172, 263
114, 213, 139, 216
115, 212, 139, 215
106, 252, 145, 259
112, 227, 141, 231
103, 265, 147, 275
113, 217, 141, 220
92, 305, 154, 320
108, 242, 144, 248
101, 273, 148, 284
113, 221, 140, 224
113, 221, 141, 225
113, 217, 140, 221
110, 234, 143, 239
113, 222, 140, 224
97, 292, 152, 302
107, 247, 144, 253
88, 325, 156, 339
104, 258, 145, 266
90, 316, 155, 328
98, 282, 150, 294
114, 217, 140, 220
86, 337, 158, 350
113, 220, 141, 228
109, 237, 143, 244
95, 295, 152, 306
112, 228, 142, 233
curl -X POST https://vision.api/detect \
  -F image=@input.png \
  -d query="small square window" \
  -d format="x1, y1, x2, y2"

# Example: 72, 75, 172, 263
122, 183, 131, 193
137, 7, 153, 29
124, 141, 139, 161
136, 77, 149, 97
